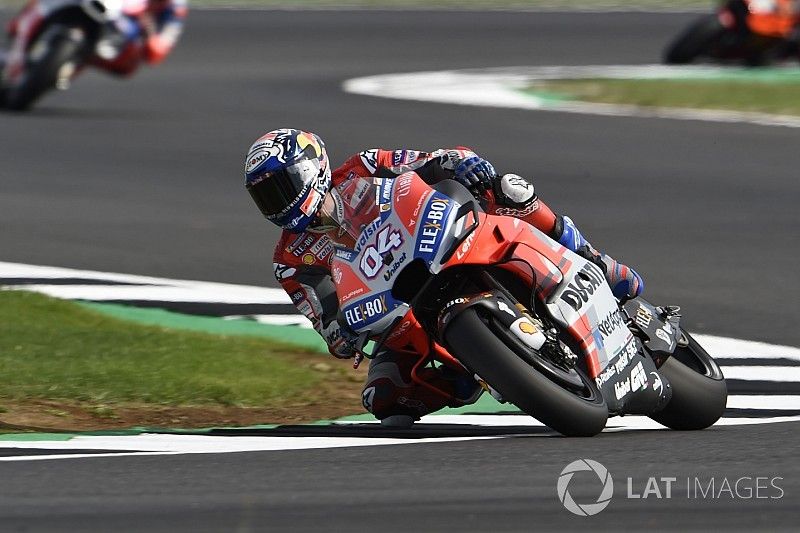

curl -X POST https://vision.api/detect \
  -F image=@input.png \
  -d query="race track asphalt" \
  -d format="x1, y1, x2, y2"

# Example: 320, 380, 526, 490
1, 9, 799, 531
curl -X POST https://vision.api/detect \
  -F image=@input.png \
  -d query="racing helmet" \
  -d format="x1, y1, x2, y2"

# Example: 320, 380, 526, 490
244, 128, 331, 233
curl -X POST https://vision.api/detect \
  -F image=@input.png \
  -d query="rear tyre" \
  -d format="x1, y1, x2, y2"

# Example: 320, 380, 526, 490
445, 308, 608, 437
664, 15, 725, 64
4, 24, 86, 111
649, 331, 727, 430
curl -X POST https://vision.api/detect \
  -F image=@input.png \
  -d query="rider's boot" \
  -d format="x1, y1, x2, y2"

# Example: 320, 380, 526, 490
554, 215, 644, 300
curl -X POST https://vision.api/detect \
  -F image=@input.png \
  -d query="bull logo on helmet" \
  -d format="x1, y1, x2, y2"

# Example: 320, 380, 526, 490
296, 131, 322, 158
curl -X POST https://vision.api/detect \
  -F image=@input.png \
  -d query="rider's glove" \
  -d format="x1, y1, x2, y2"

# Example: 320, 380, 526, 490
317, 319, 358, 359
453, 156, 497, 193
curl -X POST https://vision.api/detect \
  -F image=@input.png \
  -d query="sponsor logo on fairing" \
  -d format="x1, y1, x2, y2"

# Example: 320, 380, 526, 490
332, 265, 343, 284
656, 327, 674, 347
650, 371, 663, 393
634, 305, 653, 329
595, 336, 638, 387
394, 172, 414, 201
343, 292, 394, 329
597, 309, 626, 339
614, 361, 647, 400
354, 220, 382, 254
335, 248, 356, 262
377, 179, 395, 219
416, 195, 452, 256
559, 262, 607, 312
380, 178, 394, 202
383, 251, 407, 281
455, 229, 477, 260
341, 287, 365, 302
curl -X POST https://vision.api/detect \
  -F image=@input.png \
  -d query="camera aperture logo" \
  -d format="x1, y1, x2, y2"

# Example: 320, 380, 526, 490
557, 459, 786, 516
557, 459, 614, 516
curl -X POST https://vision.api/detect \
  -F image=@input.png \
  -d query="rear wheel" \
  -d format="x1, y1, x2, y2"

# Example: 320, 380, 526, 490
664, 15, 726, 64
649, 330, 727, 430
445, 308, 608, 437
4, 24, 87, 111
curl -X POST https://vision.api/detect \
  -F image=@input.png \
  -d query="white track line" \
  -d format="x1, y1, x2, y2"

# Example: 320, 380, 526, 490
721, 367, 800, 381
4, 413, 800, 461
2, 260, 800, 460
0, 261, 290, 305
0, 434, 501, 461
343, 66, 800, 129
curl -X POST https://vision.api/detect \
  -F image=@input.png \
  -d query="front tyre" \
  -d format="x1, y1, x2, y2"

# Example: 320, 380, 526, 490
4, 24, 87, 111
444, 308, 608, 437
650, 330, 727, 430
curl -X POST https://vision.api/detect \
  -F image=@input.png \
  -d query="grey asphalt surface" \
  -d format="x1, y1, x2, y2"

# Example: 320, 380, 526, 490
1, 9, 799, 532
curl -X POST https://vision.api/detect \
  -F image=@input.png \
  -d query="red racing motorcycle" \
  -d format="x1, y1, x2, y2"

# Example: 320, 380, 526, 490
664, 0, 800, 65
1, 0, 148, 110
324, 172, 727, 437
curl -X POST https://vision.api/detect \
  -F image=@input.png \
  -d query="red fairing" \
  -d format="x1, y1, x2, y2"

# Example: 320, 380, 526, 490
273, 148, 559, 350
91, 41, 144, 76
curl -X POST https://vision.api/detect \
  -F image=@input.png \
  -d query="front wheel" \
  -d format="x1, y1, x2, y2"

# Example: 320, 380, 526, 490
649, 330, 727, 430
4, 24, 87, 111
444, 308, 608, 437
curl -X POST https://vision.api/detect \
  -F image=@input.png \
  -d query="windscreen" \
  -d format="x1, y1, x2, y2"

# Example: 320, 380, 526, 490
317, 176, 380, 248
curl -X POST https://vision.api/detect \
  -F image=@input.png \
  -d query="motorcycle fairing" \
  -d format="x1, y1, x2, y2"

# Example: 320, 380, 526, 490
332, 172, 670, 414
450, 213, 671, 414
334, 171, 469, 334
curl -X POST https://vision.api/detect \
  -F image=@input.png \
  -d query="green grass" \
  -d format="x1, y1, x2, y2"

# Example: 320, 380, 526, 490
0, 290, 322, 406
527, 78, 800, 116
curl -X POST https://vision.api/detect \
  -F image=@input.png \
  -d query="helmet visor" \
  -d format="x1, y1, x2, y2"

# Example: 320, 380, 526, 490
247, 158, 321, 219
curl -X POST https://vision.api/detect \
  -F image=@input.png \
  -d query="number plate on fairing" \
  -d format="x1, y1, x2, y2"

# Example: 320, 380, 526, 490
333, 173, 462, 334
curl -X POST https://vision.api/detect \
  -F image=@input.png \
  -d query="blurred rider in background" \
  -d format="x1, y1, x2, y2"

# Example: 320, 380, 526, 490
1, 0, 187, 83
244, 128, 644, 427
89, 0, 187, 76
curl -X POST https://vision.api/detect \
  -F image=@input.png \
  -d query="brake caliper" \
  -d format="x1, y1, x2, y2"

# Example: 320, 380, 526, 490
540, 327, 578, 371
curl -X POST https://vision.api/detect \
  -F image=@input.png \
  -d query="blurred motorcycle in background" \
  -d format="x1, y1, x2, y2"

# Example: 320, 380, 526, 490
1, 0, 157, 110
664, 0, 800, 65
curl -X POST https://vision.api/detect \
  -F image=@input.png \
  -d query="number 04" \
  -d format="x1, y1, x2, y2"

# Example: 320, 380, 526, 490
360, 226, 402, 278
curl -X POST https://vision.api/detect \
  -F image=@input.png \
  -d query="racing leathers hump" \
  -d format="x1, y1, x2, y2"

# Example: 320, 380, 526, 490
272, 147, 560, 357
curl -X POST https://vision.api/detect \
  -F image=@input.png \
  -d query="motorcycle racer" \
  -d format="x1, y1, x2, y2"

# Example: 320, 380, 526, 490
1, 0, 187, 88
89, 0, 187, 76
245, 128, 644, 426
